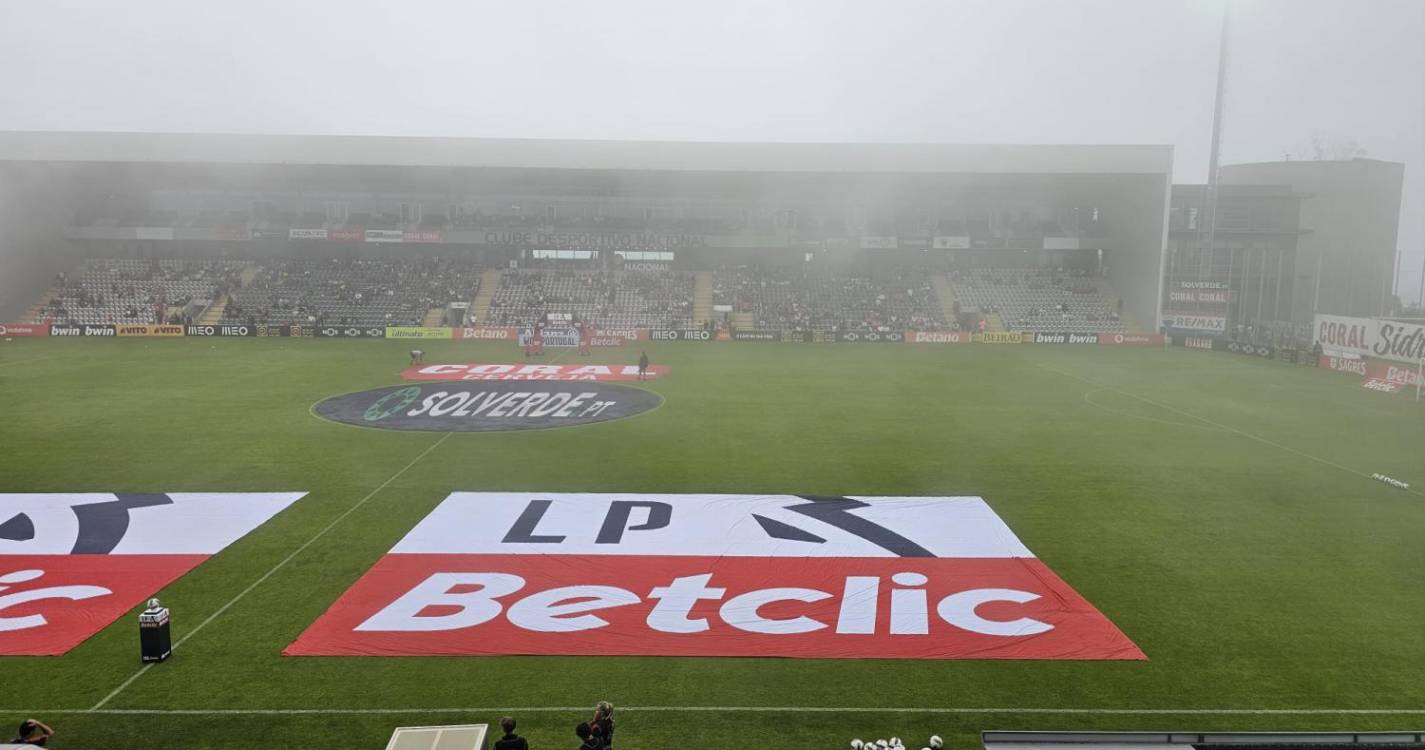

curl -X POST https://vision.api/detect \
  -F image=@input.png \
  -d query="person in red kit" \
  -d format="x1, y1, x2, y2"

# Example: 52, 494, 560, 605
578, 319, 592, 357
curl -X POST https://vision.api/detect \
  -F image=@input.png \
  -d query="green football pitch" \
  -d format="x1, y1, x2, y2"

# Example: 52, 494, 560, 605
0, 338, 1421, 749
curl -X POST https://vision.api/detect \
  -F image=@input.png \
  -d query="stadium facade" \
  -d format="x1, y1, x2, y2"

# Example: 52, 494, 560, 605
0, 131, 1175, 327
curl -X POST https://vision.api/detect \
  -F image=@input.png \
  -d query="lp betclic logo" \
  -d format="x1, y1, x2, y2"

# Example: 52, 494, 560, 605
0, 493, 303, 655
287, 493, 1144, 660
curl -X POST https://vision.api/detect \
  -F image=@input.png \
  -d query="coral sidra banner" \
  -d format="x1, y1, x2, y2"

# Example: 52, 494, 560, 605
286, 493, 1143, 660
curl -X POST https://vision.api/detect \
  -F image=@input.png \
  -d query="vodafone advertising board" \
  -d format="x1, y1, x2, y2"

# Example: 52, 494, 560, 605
0, 324, 49, 337
403, 363, 669, 382
286, 493, 1143, 660
0, 492, 304, 655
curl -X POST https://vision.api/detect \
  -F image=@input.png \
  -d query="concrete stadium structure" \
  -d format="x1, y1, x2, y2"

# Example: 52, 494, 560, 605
3, 132, 1179, 325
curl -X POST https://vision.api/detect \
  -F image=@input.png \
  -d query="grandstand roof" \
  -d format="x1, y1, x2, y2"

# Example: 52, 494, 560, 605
0, 131, 1172, 176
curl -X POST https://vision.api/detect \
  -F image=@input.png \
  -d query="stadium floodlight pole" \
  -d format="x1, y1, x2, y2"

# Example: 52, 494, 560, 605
1203, 0, 1231, 325
1418, 255, 1424, 314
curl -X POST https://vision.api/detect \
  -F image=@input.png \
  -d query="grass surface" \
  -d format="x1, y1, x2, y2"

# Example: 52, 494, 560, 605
1, 337, 1422, 749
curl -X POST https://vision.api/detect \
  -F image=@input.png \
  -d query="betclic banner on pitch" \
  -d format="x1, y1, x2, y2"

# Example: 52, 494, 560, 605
286, 493, 1143, 660
0, 492, 304, 655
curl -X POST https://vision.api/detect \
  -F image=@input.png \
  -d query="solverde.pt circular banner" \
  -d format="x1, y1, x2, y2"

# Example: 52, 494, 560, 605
315, 381, 661, 432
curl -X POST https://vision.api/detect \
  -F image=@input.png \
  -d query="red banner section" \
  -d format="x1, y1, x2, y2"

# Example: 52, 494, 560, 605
1364, 358, 1423, 388
593, 329, 648, 342
903, 331, 972, 344
0, 492, 304, 655
453, 327, 519, 341
0, 555, 202, 655
1319, 354, 1367, 376
0, 324, 50, 337
402, 364, 669, 382
1097, 333, 1164, 346
287, 493, 1142, 660
285, 554, 1143, 660
1362, 378, 1404, 394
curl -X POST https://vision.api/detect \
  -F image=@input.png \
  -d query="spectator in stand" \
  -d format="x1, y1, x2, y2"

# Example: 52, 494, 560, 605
494, 717, 529, 750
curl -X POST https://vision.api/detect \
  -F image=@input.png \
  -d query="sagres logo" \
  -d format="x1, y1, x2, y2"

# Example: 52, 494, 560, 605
0, 492, 304, 654
315, 382, 662, 432
286, 493, 1144, 660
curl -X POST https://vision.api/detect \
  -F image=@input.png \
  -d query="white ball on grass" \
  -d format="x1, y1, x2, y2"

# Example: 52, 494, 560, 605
891, 738, 902, 747
851, 741, 863, 750
930, 735, 944, 749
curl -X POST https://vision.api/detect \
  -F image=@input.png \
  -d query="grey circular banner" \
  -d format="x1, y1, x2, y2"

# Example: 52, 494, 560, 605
314, 381, 662, 432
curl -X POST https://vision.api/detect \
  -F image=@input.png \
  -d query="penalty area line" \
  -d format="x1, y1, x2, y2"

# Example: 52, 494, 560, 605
11, 706, 1425, 716
88, 430, 454, 711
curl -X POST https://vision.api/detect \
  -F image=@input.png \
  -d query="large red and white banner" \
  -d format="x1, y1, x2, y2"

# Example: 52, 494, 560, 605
1097, 333, 1164, 346
1319, 354, 1368, 376
286, 493, 1143, 660
1313, 315, 1425, 365
1364, 358, 1423, 388
1313, 314, 1374, 358
593, 328, 648, 342
903, 331, 972, 344
403, 364, 669, 382
0, 492, 304, 655
453, 327, 519, 341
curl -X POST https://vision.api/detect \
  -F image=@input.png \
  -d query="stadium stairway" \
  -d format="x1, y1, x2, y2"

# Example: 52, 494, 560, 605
692, 271, 714, 326
422, 307, 445, 326
986, 312, 1006, 332
1093, 278, 1142, 332
20, 287, 59, 322
732, 311, 755, 329
468, 268, 501, 324
198, 295, 227, 325
932, 274, 959, 324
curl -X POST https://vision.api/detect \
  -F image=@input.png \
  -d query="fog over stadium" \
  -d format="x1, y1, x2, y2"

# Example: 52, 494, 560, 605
0, 2, 1422, 750
0, 0, 1422, 306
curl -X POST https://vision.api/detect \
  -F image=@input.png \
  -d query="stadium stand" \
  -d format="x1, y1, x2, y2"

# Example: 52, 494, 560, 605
221, 257, 483, 327
951, 268, 1124, 332
33, 259, 244, 325
485, 267, 695, 328
712, 265, 947, 332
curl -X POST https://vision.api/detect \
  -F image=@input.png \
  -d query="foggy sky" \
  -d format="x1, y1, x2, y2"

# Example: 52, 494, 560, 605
1, 0, 1421, 302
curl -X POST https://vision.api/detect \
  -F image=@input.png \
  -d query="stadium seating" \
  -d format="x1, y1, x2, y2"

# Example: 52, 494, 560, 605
33, 259, 244, 325
485, 267, 695, 329
713, 265, 946, 331
221, 257, 483, 327
950, 269, 1124, 332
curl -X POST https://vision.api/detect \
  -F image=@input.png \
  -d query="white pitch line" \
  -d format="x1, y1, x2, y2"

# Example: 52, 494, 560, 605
1038, 364, 1424, 499
10, 706, 1425, 716
89, 430, 454, 711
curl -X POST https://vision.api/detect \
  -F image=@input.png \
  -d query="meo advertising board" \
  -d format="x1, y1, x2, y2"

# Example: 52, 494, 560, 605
286, 493, 1143, 660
